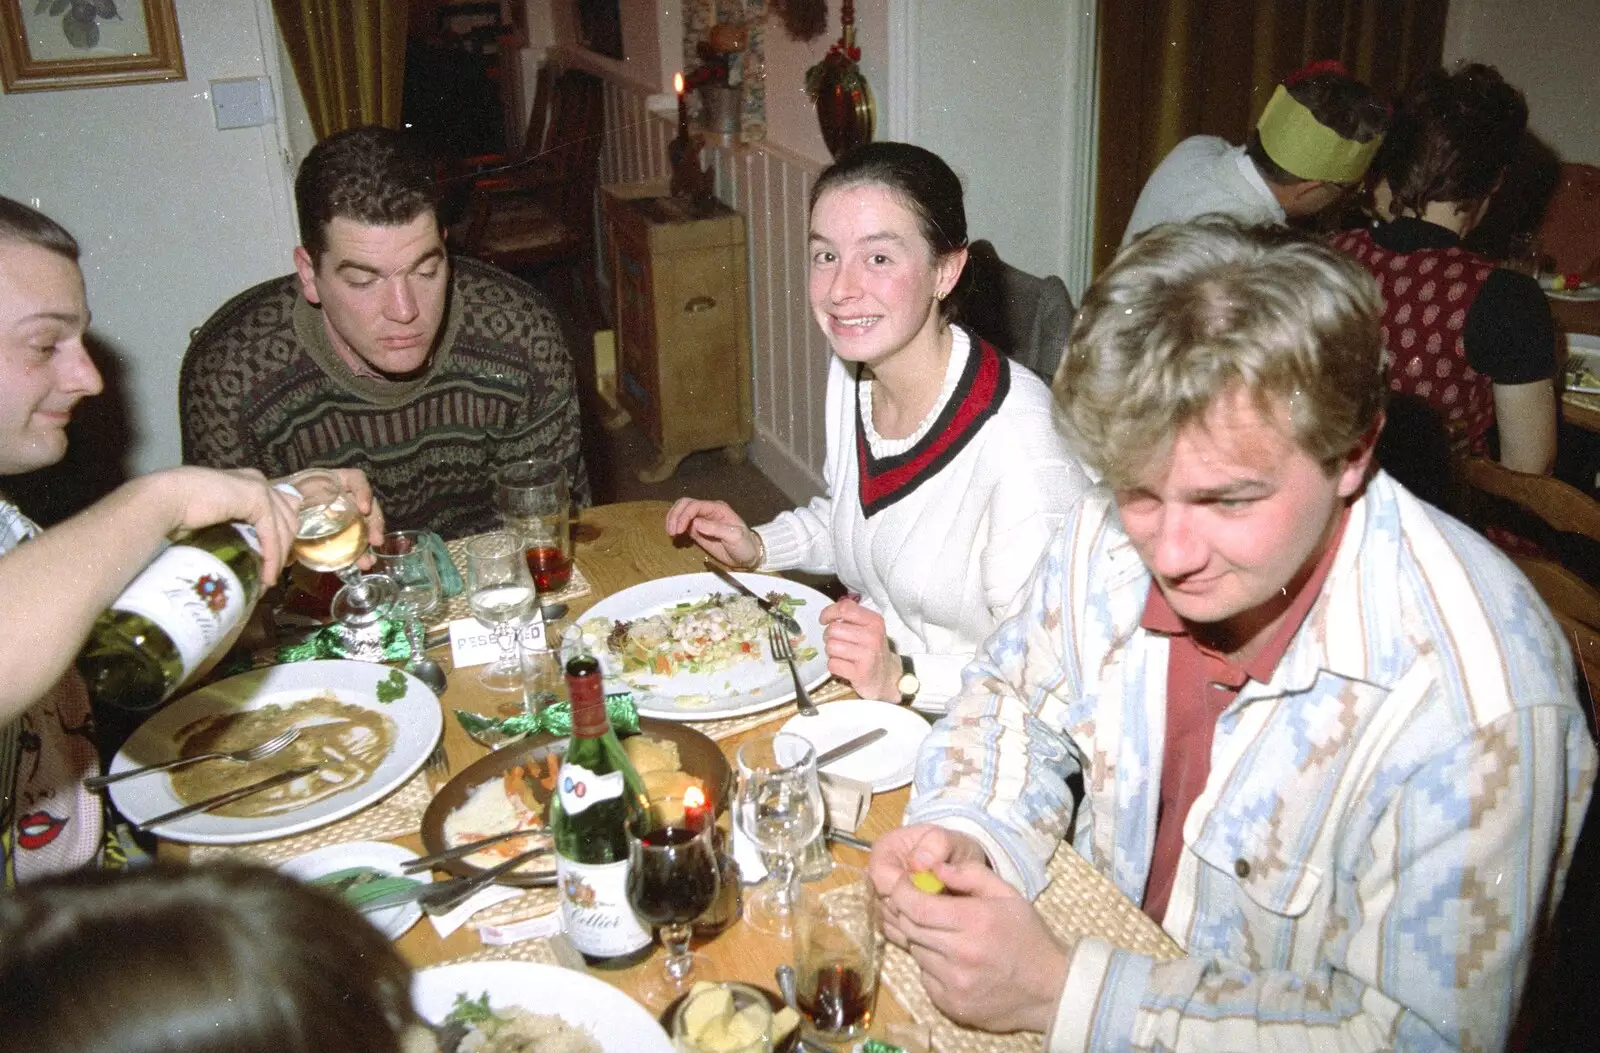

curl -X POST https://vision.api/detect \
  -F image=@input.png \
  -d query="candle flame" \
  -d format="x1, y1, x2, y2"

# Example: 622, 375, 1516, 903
684, 784, 706, 809
674, 71, 685, 95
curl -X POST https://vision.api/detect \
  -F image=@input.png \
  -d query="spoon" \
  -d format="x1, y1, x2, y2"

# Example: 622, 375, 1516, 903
408, 653, 449, 696
400, 616, 449, 695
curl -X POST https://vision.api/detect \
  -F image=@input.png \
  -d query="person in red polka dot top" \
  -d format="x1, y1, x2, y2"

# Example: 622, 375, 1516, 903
1331, 64, 1558, 501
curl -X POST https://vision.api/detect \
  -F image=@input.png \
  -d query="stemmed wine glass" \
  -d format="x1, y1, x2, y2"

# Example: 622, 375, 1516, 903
625, 791, 722, 1007
735, 732, 824, 938
463, 532, 536, 692
372, 530, 445, 690
288, 469, 397, 631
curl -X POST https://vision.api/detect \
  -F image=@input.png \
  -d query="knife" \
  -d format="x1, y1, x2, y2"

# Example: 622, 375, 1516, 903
402, 830, 552, 873
704, 561, 803, 636
133, 765, 318, 831
813, 728, 888, 770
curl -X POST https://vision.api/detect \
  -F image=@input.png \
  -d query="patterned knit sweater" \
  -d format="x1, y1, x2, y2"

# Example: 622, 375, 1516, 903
179, 257, 589, 539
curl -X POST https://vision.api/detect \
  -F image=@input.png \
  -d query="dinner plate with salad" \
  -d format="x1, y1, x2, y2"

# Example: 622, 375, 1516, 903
1564, 333, 1600, 394
562, 572, 832, 721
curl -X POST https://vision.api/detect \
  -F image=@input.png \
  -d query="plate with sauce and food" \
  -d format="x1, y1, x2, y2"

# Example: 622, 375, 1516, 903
561, 572, 832, 721
106, 660, 442, 844
420, 718, 731, 886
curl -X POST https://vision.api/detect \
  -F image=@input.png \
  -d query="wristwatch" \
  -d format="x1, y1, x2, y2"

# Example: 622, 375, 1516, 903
896, 654, 920, 706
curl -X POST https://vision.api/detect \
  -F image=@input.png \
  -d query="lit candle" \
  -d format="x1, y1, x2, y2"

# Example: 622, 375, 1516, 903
683, 784, 709, 831
674, 71, 689, 140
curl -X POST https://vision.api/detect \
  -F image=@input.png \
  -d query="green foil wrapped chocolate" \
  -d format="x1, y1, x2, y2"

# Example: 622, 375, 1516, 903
452, 691, 639, 741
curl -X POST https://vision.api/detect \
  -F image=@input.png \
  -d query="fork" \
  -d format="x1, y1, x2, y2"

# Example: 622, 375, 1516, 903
769, 623, 819, 717
85, 728, 301, 790
422, 736, 450, 790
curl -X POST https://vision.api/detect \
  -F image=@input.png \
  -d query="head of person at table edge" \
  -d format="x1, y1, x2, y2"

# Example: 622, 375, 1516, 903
1064, 220, 1383, 652
0, 195, 101, 477
1242, 60, 1389, 218
878, 219, 1387, 1029
292, 125, 451, 380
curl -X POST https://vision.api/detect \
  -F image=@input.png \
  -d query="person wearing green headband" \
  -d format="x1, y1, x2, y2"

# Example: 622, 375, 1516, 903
1122, 63, 1389, 245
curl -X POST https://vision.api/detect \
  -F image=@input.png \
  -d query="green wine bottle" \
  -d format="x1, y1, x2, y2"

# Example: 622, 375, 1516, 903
76, 523, 262, 712
550, 654, 653, 968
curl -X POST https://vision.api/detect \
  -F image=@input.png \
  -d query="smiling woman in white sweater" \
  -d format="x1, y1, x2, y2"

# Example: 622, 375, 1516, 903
666, 143, 1090, 710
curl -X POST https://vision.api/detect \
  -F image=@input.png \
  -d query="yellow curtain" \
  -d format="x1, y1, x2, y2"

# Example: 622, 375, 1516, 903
271, 0, 409, 140
1094, 0, 1449, 273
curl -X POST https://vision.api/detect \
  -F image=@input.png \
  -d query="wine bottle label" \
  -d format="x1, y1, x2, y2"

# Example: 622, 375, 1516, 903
556, 762, 625, 816
556, 856, 651, 957
110, 540, 249, 679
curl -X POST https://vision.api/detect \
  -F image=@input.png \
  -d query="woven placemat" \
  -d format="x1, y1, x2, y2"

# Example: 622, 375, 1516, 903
880, 843, 1182, 1053
430, 539, 593, 631
435, 937, 563, 968
187, 773, 432, 867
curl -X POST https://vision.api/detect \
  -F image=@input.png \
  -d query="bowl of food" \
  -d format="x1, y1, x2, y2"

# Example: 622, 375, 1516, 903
419, 718, 732, 886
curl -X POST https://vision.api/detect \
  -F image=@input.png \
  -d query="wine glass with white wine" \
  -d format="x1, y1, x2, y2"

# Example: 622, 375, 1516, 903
288, 469, 397, 630
463, 531, 537, 692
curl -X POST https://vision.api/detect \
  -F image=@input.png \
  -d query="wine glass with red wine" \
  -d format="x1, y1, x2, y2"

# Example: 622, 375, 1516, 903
625, 792, 722, 1007
493, 461, 572, 595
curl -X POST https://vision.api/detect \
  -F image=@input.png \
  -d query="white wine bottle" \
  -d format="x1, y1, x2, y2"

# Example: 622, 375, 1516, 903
76, 522, 262, 712
549, 654, 653, 968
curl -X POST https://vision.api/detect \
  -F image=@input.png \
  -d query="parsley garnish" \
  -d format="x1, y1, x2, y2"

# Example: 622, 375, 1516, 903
375, 667, 407, 704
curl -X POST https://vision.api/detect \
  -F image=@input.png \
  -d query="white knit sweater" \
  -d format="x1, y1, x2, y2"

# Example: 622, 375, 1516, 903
755, 328, 1091, 708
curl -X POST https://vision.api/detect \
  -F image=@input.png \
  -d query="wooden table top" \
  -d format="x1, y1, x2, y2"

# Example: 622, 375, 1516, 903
166, 500, 924, 1043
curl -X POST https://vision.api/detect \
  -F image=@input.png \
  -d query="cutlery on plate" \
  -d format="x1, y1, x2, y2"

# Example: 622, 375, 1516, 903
824, 827, 874, 853
812, 728, 888, 770
86, 728, 301, 791
401, 828, 552, 873
132, 765, 318, 830
363, 848, 552, 914
311, 866, 424, 908
769, 623, 819, 717
705, 560, 804, 636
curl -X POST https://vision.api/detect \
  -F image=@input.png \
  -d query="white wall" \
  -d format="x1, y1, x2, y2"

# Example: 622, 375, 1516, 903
0, 0, 298, 477
889, 0, 1097, 292
1442, 0, 1600, 165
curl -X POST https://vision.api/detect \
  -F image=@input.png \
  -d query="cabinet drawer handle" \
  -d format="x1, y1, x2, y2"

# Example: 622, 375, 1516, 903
684, 295, 717, 313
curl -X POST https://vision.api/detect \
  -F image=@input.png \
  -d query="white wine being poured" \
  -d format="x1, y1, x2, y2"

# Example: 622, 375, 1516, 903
293, 502, 366, 573
76, 523, 262, 712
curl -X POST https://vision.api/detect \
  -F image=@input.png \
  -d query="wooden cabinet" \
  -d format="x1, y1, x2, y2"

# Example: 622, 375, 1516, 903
602, 181, 752, 482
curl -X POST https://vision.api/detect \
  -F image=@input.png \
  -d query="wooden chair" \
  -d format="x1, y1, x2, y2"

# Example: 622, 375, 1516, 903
1456, 459, 1600, 738
1457, 457, 1600, 633
456, 66, 605, 322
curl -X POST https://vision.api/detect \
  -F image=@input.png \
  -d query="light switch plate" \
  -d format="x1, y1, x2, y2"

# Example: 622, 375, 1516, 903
210, 77, 275, 130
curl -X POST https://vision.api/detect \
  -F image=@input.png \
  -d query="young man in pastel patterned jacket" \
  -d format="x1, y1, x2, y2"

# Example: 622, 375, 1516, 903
870, 218, 1595, 1053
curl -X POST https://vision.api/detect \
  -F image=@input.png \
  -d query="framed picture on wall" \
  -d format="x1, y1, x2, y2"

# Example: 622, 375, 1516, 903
0, 0, 186, 93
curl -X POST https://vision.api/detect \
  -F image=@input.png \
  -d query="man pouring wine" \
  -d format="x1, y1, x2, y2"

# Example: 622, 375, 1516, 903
0, 196, 383, 886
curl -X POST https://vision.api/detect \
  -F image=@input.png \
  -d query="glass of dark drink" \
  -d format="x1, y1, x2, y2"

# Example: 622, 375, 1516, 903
625, 790, 722, 1007
493, 461, 572, 594
792, 865, 881, 1041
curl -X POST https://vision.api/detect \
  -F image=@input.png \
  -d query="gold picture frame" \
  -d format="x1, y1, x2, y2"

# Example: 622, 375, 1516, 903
0, 0, 185, 93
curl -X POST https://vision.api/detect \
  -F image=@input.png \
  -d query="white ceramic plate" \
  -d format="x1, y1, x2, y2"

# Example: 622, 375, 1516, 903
1547, 283, 1600, 302
780, 699, 933, 792
563, 572, 832, 722
279, 840, 422, 940
1564, 333, 1600, 394
107, 660, 442, 844
412, 961, 671, 1052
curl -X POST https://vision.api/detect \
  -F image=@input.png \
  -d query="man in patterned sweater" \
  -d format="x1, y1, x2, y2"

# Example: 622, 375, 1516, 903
870, 220, 1595, 1052
181, 126, 589, 539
